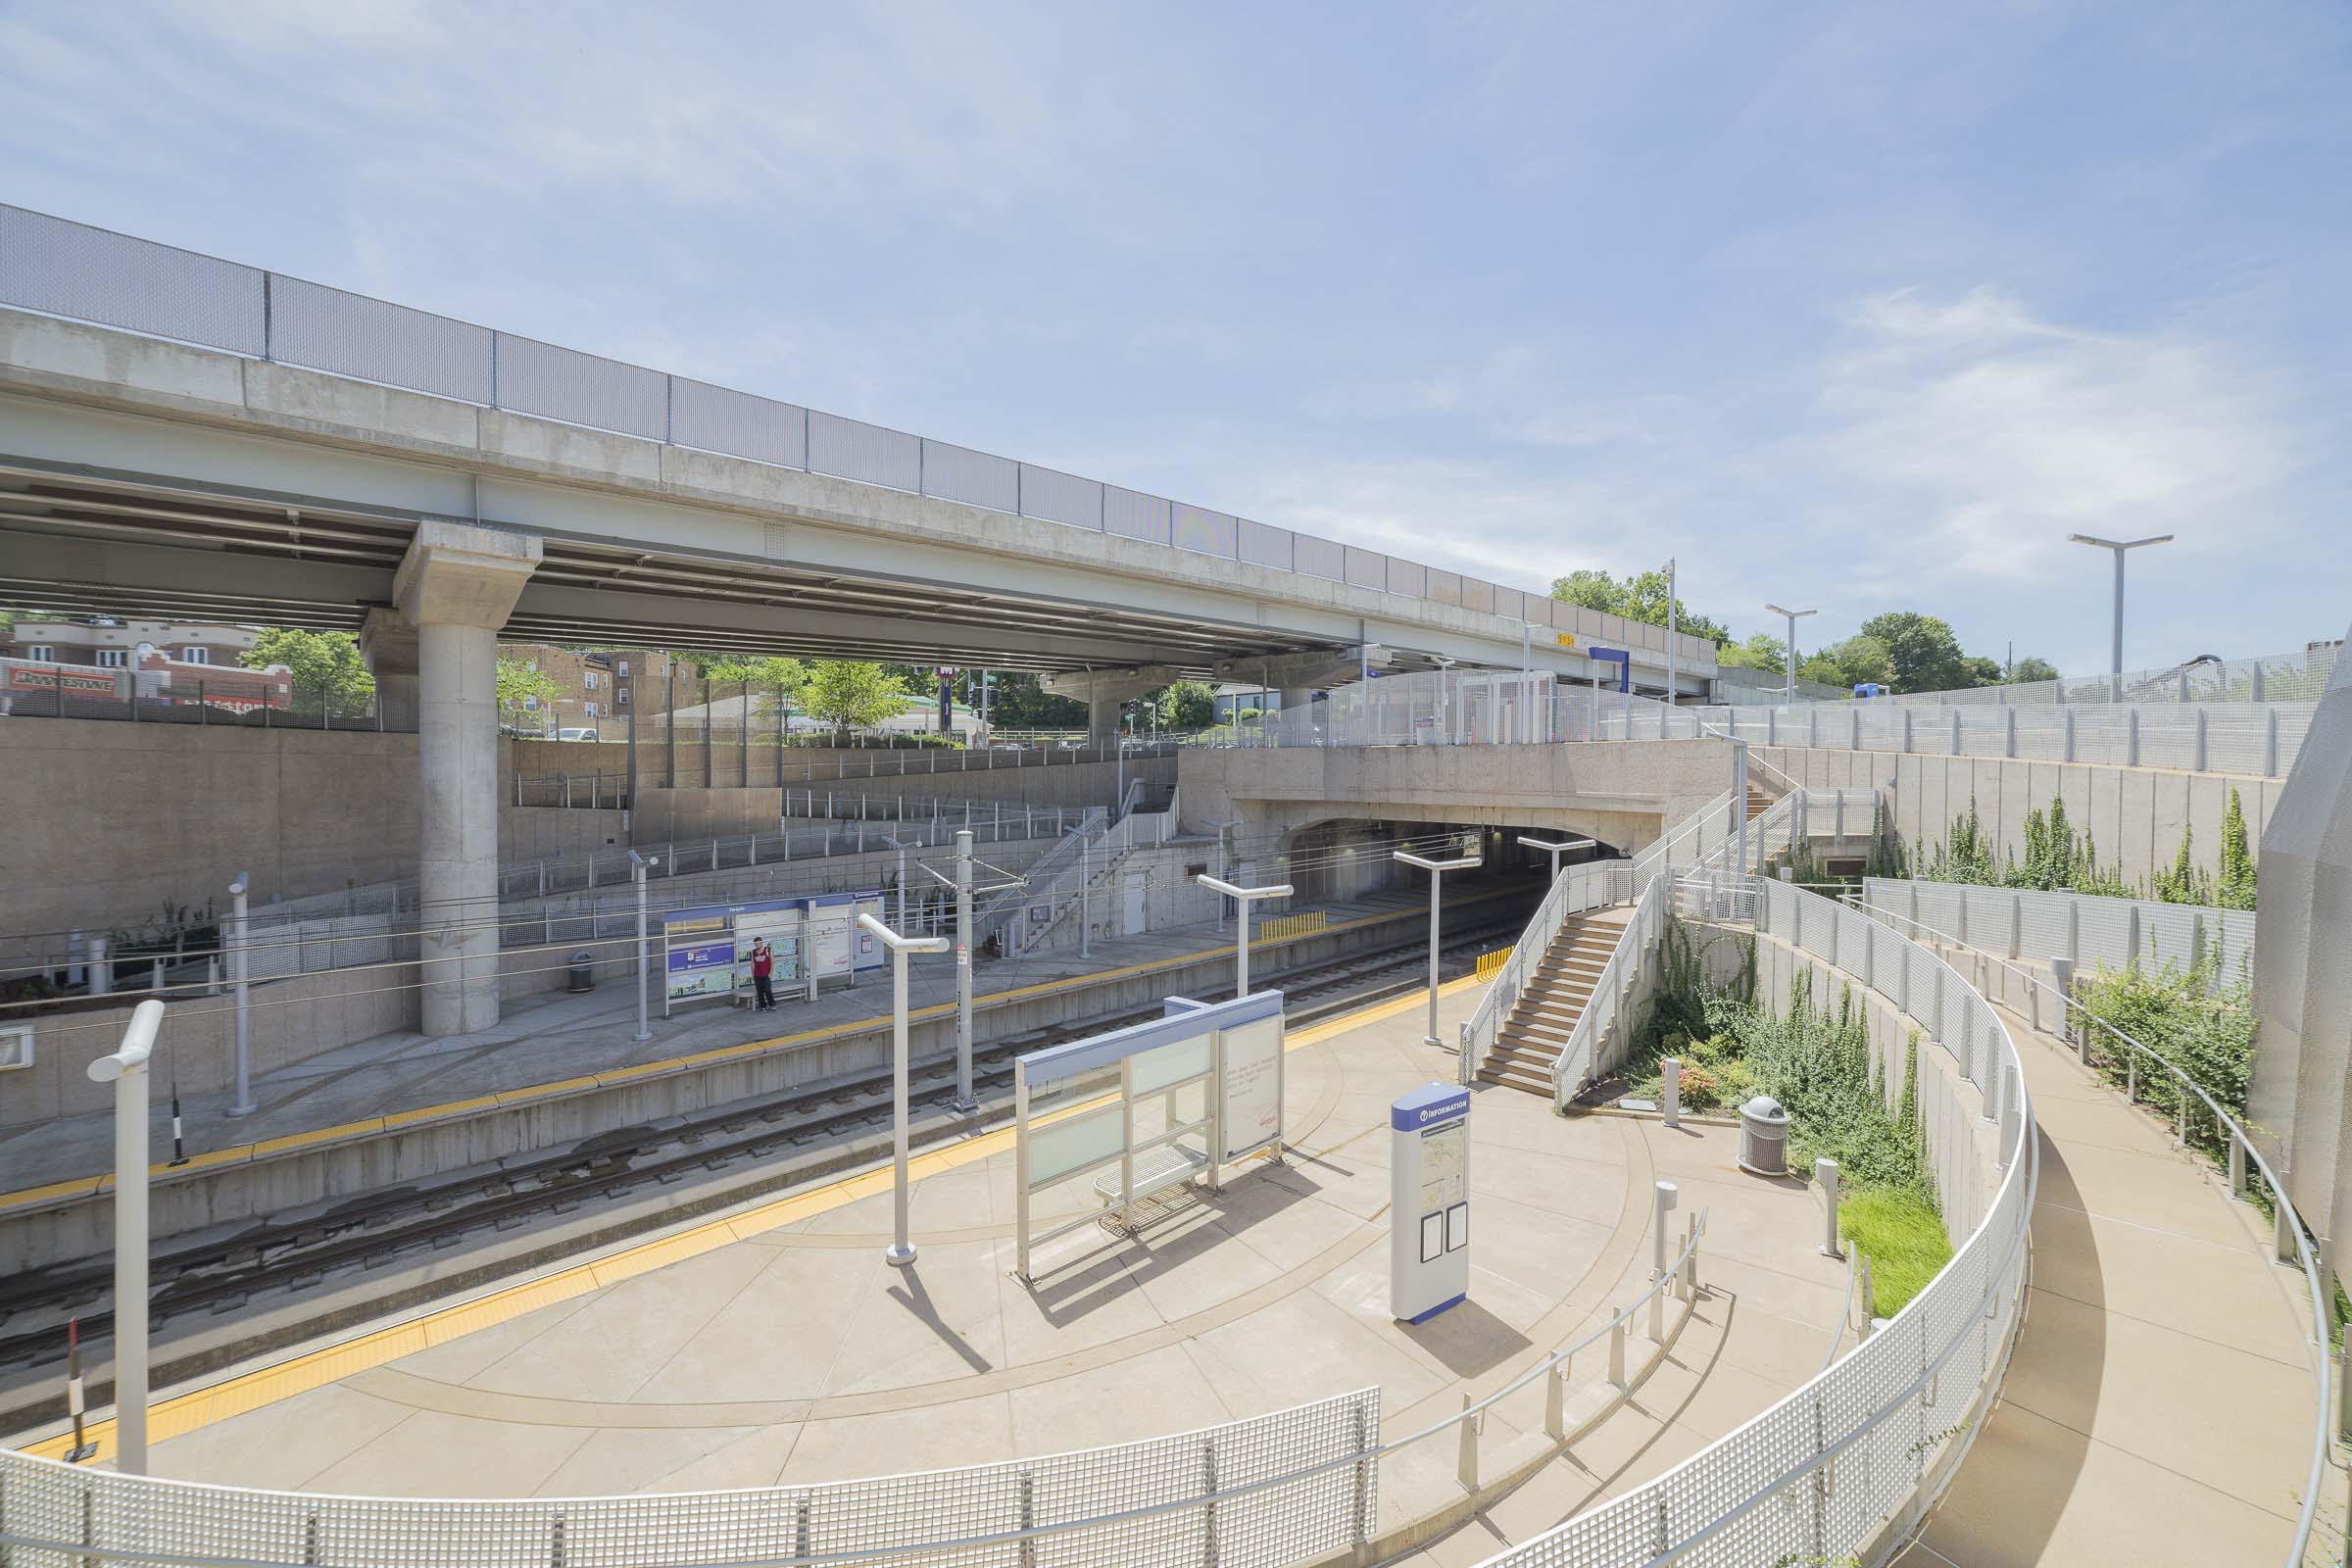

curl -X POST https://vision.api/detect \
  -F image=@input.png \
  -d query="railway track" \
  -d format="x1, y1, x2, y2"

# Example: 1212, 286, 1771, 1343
0, 908, 1533, 1409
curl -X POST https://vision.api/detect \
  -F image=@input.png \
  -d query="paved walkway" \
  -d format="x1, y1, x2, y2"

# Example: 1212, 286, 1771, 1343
40, 982, 1845, 1549
1895, 1002, 2325, 1566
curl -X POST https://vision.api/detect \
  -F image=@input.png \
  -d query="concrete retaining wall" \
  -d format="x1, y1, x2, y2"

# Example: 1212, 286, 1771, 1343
1755, 745, 2278, 889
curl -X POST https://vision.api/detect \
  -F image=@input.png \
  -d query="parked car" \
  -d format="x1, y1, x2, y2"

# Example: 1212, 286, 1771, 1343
558, 726, 601, 742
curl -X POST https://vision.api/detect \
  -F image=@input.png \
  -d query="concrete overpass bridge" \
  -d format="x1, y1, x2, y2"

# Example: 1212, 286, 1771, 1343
0, 202, 1710, 1035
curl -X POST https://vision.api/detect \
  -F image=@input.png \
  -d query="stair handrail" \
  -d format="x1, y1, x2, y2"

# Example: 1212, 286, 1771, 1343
974, 806, 1105, 954
1456, 858, 1630, 1086
1544, 870, 1668, 1109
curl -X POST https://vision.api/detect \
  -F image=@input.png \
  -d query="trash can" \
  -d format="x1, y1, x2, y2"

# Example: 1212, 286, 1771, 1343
1738, 1095, 1790, 1177
566, 950, 597, 994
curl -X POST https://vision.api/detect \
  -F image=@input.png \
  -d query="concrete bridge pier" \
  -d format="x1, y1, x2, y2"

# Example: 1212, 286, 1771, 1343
392, 521, 542, 1036
358, 608, 419, 730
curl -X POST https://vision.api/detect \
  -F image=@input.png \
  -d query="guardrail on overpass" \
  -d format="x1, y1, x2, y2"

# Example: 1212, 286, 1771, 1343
0, 203, 1715, 672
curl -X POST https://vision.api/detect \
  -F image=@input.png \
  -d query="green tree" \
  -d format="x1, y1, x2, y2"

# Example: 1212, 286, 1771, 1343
1716, 631, 1788, 671
1857, 612, 1975, 695
801, 660, 911, 738
1162, 679, 1217, 730
495, 657, 561, 730
692, 653, 808, 690
980, 671, 1087, 730
1796, 634, 1894, 692
1549, 565, 1729, 646
244, 627, 376, 717
2009, 656, 2062, 684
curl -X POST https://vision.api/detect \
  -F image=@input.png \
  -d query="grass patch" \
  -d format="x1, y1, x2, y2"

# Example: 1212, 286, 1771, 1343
1839, 1187, 1952, 1318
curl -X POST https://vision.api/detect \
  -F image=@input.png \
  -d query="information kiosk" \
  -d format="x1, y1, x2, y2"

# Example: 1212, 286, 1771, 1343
1390, 1082, 1471, 1322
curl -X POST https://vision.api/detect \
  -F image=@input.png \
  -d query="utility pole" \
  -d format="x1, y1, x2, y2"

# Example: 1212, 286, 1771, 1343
1205, 816, 1242, 934
1196, 874, 1293, 998
2068, 532, 2173, 701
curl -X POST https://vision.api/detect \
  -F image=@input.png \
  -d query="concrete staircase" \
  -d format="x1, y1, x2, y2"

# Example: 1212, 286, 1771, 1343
1476, 912, 1624, 1097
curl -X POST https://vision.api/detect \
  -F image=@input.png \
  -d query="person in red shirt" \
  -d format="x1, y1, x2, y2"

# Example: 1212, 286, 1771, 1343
751, 939, 776, 1010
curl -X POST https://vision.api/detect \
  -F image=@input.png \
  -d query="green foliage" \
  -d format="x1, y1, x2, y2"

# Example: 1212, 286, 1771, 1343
244, 627, 375, 716
801, 660, 912, 734
1715, 630, 1787, 671
1799, 634, 1894, 692
1715, 970, 1938, 1208
1161, 679, 1217, 730
1634, 918, 1752, 1059
1549, 564, 1730, 646
978, 671, 1087, 729
2218, 788, 2257, 910
1840, 1186, 1952, 1317
495, 656, 560, 723
2009, 656, 2062, 684
1907, 792, 2254, 908
1633, 1030, 1753, 1113
1856, 612, 1982, 694
691, 653, 808, 689
2072, 951, 2257, 1142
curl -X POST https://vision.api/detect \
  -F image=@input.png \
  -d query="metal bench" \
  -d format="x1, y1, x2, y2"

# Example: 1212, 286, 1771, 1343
1092, 1143, 1210, 1208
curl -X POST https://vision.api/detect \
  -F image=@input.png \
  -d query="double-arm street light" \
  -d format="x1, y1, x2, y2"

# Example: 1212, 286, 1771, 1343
1764, 603, 1818, 705
1196, 874, 1293, 998
2068, 533, 2174, 701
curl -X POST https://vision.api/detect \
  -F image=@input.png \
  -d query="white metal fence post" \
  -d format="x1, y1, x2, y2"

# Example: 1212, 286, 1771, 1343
87, 999, 164, 1475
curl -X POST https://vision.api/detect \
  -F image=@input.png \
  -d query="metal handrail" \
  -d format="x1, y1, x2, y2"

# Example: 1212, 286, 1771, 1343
1544, 873, 1665, 1108
0, 880, 2040, 1568
1457, 859, 1631, 1083
0, 1217, 1709, 1568
1851, 897, 2333, 1566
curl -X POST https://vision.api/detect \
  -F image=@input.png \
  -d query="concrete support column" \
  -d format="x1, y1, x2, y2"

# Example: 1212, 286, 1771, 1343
1281, 685, 1313, 745
358, 608, 419, 729
394, 522, 542, 1038
1088, 692, 1120, 751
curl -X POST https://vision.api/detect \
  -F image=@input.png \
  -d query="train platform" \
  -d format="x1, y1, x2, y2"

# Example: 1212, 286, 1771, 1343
0, 885, 1529, 1211
24, 979, 1852, 1558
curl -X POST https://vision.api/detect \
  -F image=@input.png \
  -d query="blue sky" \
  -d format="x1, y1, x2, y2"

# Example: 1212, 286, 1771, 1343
4, 1, 2345, 673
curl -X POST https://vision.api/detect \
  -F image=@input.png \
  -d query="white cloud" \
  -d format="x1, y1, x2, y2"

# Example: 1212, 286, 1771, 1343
1807, 285, 2294, 580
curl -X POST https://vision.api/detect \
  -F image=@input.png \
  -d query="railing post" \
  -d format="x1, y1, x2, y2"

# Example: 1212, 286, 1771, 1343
1544, 1356, 1568, 1440
2064, 707, 2077, 762
1200, 1438, 1219, 1568
1902, 709, 1914, 754
2005, 706, 2017, 758
1456, 1392, 1479, 1492
2127, 707, 2140, 766
1350, 1405, 1372, 1551
2193, 708, 2209, 773
2266, 706, 2280, 777
1608, 1319, 1627, 1387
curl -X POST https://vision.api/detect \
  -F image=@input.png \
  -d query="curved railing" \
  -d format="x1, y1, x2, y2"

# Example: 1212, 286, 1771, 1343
1, 877, 2042, 1568
1856, 897, 2333, 1565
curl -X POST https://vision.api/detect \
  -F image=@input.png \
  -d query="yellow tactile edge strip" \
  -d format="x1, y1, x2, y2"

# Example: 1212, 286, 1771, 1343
0, 890, 1517, 1220
18, 973, 1484, 1463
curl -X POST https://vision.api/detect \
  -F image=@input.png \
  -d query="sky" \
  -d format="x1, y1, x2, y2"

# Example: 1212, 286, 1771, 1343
3, 0, 2346, 674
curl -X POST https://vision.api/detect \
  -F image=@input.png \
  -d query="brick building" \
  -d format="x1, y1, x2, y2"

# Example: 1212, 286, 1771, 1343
2, 616, 262, 671
495, 643, 676, 736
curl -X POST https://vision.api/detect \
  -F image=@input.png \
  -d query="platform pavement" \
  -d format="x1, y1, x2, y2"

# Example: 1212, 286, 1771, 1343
0, 885, 1521, 1205
1888, 999, 2327, 1568
38, 979, 1848, 1553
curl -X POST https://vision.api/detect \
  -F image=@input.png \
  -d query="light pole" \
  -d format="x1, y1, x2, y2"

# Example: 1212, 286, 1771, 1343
857, 913, 949, 1268
225, 872, 254, 1117
2068, 533, 2174, 701
628, 850, 658, 1042
881, 834, 915, 928
1763, 603, 1818, 706
1394, 849, 1482, 1048
1204, 815, 1243, 934
1196, 874, 1293, 998
919, 829, 1018, 1113
1664, 557, 1678, 709
1517, 835, 1595, 883
87, 998, 165, 1474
